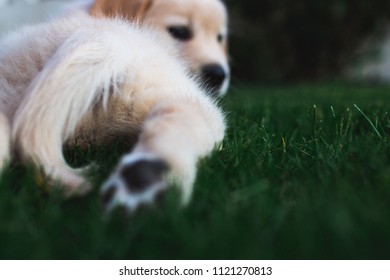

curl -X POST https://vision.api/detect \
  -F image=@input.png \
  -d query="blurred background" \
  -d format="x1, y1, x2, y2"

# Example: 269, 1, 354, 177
0, 0, 89, 34
225, 0, 390, 84
2, 0, 390, 84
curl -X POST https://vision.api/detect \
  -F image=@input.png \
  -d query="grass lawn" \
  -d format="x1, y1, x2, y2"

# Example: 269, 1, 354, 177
1, 82, 390, 259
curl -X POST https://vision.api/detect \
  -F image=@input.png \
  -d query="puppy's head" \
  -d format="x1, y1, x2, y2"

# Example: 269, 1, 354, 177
90, 0, 230, 97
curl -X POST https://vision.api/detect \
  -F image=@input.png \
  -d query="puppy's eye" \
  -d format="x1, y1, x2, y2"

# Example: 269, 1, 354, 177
167, 26, 193, 41
217, 33, 224, 43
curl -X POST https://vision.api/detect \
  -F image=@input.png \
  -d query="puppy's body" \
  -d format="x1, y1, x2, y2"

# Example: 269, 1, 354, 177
0, 0, 228, 210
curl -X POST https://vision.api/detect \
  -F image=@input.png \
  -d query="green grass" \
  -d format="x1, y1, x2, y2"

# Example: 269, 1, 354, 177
1, 82, 390, 259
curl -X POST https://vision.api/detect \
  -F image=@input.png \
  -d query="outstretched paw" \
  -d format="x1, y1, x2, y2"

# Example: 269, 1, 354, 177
101, 154, 169, 213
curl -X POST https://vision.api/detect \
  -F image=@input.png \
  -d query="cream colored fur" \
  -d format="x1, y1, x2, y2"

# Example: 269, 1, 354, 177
0, 12, 225, 201
90, 0, 230, 96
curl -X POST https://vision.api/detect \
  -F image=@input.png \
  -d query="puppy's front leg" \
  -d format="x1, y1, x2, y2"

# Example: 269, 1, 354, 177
12, 30, 132, 196
102, 94, 225, 212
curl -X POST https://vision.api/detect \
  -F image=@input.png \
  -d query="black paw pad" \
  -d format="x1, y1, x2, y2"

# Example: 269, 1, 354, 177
100, 155, 170, 213
120, 159, 169, 193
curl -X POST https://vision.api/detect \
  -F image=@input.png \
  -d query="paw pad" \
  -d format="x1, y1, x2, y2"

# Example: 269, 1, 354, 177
101, 154, 169, 213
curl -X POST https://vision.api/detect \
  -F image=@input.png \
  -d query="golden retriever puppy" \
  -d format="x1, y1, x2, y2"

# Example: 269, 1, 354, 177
0, 0, 229, 212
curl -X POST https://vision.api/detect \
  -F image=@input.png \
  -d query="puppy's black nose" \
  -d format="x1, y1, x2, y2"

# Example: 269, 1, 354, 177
201, 64, 226, 94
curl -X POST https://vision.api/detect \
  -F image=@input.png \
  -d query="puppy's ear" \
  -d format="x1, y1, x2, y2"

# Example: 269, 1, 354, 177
90, 0, 153, 21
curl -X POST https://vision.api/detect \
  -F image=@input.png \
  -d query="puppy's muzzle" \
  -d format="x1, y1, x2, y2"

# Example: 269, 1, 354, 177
201, 64, 227, 96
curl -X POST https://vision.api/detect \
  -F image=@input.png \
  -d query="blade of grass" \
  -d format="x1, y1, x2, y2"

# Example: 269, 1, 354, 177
353, 104, 382, 139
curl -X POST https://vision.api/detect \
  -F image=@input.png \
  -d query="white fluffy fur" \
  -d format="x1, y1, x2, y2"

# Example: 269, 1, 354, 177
0, 12, 225, 200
